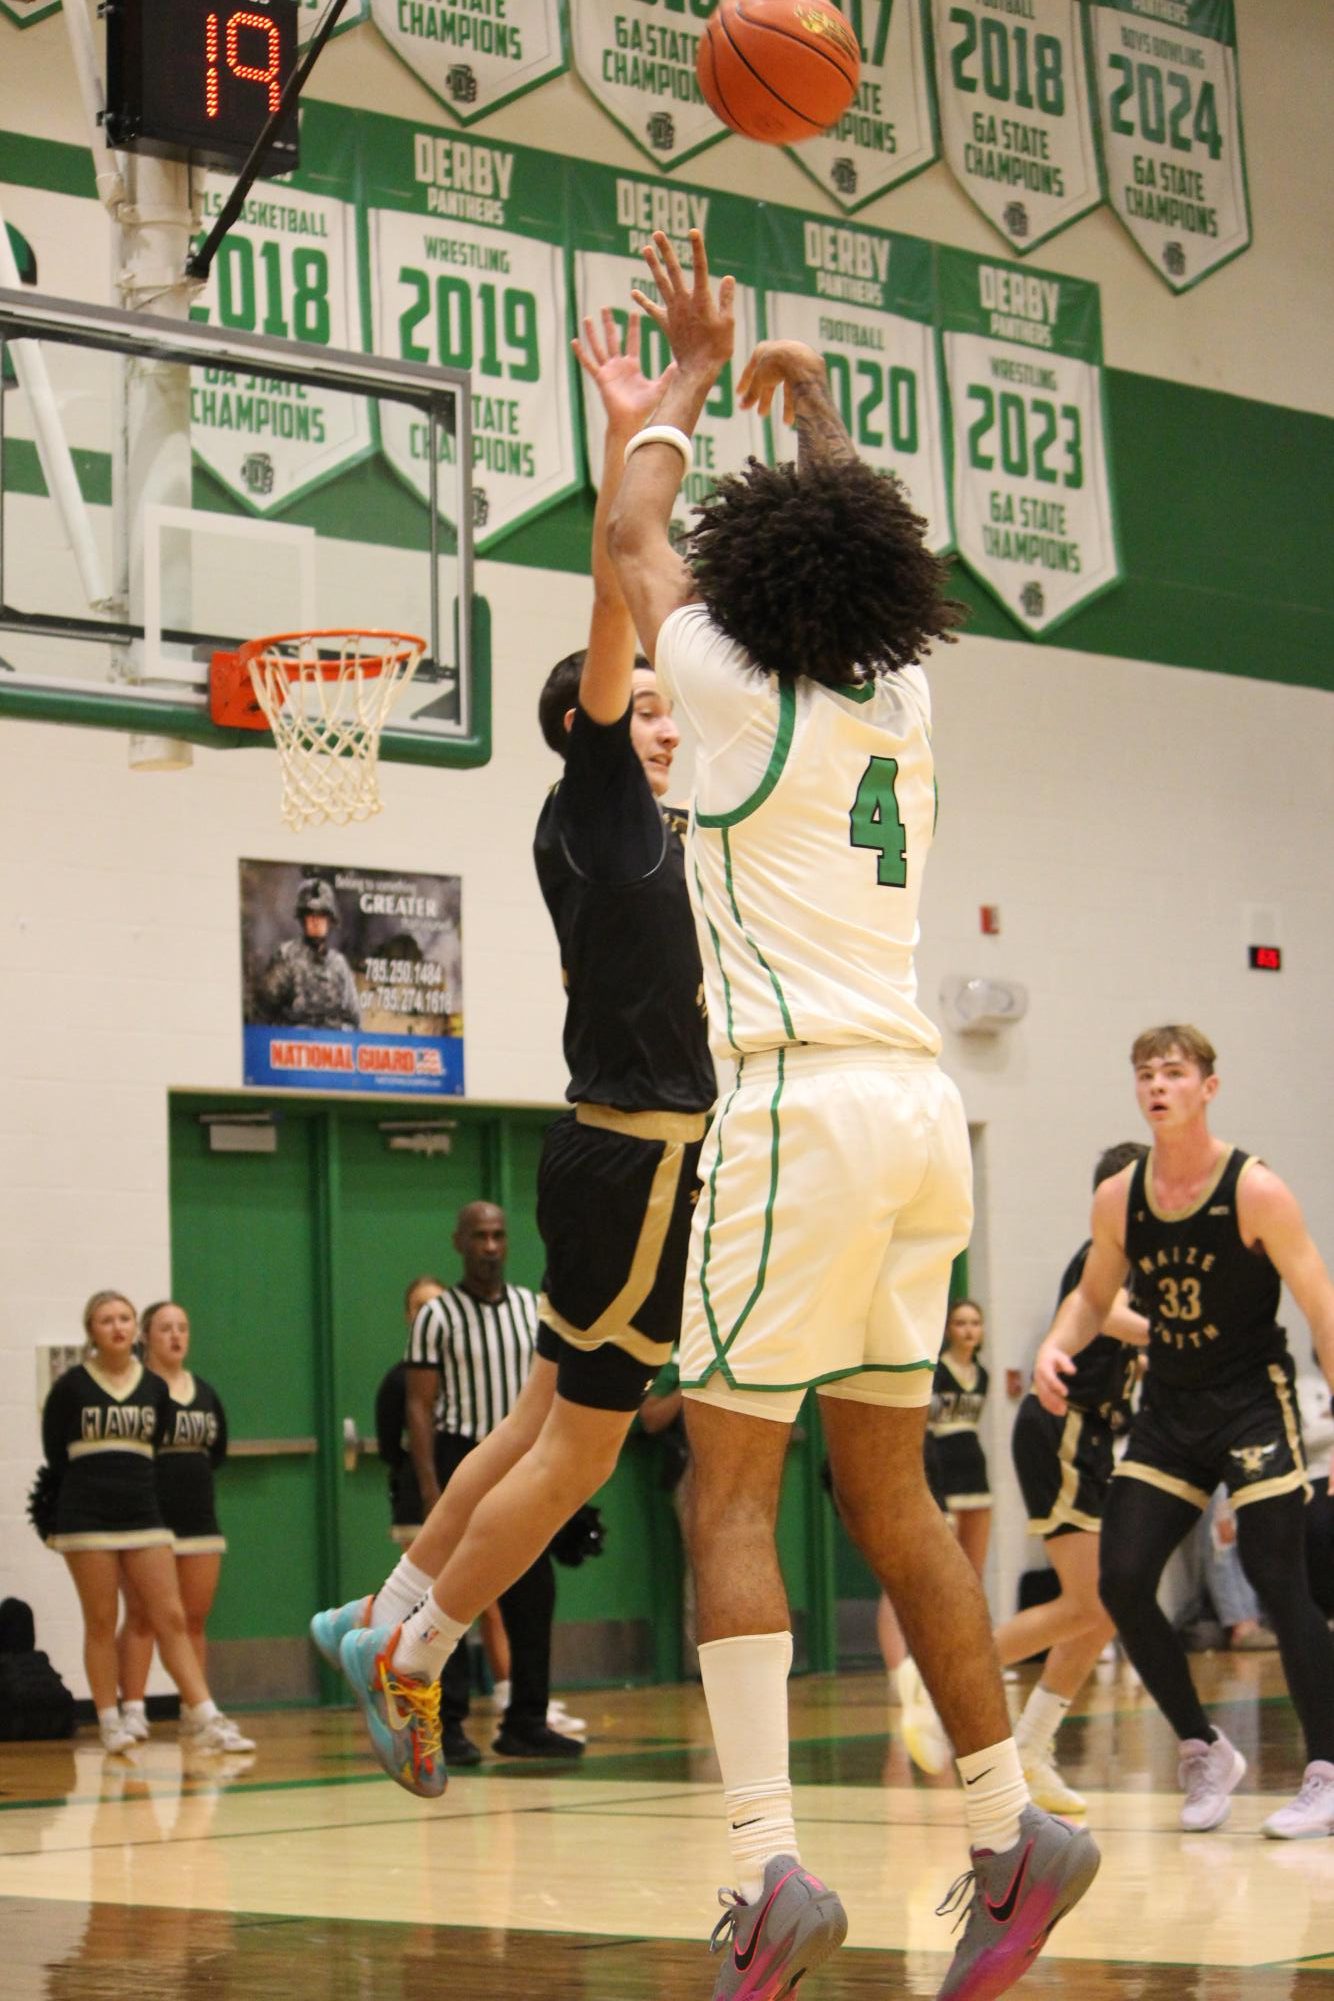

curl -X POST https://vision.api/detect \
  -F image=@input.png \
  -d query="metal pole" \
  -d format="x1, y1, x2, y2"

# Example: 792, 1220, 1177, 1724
428, 404, 441, 679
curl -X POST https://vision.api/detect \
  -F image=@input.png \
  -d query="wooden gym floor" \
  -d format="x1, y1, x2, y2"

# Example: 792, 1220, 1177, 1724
2, 1655, 1332, 1999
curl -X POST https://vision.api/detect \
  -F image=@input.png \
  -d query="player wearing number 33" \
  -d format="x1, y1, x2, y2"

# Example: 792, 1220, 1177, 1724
608, 228, 1098, 2001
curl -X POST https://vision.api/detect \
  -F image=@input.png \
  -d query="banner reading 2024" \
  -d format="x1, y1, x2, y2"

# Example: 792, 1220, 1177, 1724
365, 111, 581, 549
790, 0, 939, 214
761, 208, 950, 554
938, 245, 1120, 636
932, 0, 1101, 254
1088, 0, 1250, 291
570, 163, 765, 533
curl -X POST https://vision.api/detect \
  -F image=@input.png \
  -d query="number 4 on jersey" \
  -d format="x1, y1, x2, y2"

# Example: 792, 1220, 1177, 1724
849, 756, 907, 886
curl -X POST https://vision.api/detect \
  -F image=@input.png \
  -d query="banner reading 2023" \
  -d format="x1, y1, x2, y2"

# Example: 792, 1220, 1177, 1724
932, 0, 1102, 254
1088, 0, 1250, 291
761, 208, 950, 554
365, 112, 580, 548
938, 245, 1120, 636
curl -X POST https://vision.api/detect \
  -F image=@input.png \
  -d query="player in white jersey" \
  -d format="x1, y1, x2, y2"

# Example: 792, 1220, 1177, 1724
608, 230, 1098, 2001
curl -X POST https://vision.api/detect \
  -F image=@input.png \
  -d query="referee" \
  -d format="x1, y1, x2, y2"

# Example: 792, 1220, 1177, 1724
405, 1202, 580, 1763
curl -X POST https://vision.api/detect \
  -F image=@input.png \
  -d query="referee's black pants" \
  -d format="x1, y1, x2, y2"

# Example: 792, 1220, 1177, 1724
433, 1429, 556, 1735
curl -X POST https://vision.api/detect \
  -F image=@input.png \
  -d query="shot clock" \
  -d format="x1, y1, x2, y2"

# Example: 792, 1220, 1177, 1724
105, 0, 300, 174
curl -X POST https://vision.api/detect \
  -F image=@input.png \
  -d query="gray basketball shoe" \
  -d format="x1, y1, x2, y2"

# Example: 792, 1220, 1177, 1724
708, 1853, 848, 1999
935, 1805, 1100, 2000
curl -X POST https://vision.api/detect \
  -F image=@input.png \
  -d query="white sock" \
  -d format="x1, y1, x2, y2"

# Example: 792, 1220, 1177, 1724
393, 1589, 469, 1681
373, 1555, 435, 1628
121, 1699, 146, 1720
699, 1631, 799, 1905
184, 1699, 219, 1726
98, 1706, 122, 1731
957, 1739, 1029, 1854
1014, 1684, 1070, 1758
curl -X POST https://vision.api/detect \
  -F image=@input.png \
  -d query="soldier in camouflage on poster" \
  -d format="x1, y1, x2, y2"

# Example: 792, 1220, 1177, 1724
255, 878, 361, 1031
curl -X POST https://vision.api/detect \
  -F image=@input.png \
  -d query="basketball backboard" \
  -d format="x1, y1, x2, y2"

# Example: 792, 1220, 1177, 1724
0, 285, 485, 766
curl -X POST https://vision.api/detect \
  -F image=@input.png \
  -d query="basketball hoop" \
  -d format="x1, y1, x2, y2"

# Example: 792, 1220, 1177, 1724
210, 629, 426, 831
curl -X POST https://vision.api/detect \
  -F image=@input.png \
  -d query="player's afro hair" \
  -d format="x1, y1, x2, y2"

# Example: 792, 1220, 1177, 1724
684, 457, 965, 688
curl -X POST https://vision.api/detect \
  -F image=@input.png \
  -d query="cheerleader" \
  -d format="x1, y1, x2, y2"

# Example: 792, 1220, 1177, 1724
926, 1299, 992, 1578
40, 1291, 253, 1756
117, 1301, 231, 1742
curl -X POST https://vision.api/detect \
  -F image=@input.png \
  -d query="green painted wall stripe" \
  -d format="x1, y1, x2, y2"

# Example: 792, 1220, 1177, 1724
0, 130, 96, 201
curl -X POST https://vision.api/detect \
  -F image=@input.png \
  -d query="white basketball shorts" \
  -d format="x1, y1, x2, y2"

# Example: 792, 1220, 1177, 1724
681, 1045, 973, 1425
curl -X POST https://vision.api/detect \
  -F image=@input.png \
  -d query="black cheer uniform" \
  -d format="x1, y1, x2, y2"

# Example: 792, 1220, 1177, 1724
1012, 1242, 1142, 1538
1116, 1147, 1308, 1511
927, 1355, 990, 1509
532, 700, 715, 1411
155, 1372, 228, 1554
42, 1360, 173, 1552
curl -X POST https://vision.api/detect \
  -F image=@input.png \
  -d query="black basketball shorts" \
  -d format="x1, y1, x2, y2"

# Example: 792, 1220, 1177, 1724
1115, 1359, 1310, 1512
1011, 1392, 1115, 1539
536, 1103, 705, 1413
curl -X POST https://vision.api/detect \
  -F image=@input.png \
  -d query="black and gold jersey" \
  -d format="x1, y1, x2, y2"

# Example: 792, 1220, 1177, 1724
928, 1354, 989, 1434
533, 702, 714, 1116
41, 1361, 171, 1545
1124, 1147, 1287, 1393
1055, 1242, 1141, 1432
155, 1372, 227, 1544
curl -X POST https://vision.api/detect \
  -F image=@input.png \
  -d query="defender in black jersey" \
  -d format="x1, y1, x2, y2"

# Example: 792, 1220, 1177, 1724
1037, 1027, 1334, 1840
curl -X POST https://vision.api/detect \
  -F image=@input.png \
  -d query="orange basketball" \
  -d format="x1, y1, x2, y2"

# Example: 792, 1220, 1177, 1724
697, 0, 861, 146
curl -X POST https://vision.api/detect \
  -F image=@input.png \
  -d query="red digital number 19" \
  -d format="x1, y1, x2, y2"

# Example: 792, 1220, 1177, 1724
205, 9, 283, 121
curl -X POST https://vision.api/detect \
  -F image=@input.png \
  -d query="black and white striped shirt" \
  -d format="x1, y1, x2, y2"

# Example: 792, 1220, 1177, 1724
407, 1284, 538, 1441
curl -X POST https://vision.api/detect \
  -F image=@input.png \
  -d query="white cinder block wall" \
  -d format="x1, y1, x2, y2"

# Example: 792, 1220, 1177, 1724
2, 0, 1331, 1693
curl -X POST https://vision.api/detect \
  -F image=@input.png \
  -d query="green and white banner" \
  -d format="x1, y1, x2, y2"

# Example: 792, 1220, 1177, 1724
938, 245, 1120, 634
366, 113, 580, 548
296, 0, 370, 43
370, 0, 567, 122
570, 162, 765, 535
1088, 0, 1250, 291
789, 0, 939, 214
0, 0, 61, 26
932, 0, 1102, 254
761, 208, 950, 553
188, 108, 371, 514
570, 0, 728, 172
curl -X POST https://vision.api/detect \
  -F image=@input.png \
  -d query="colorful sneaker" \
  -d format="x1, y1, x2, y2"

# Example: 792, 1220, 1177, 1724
183, 1713, 256, 1754
1262, 1761, 1334, 1839
310, 1594, 372, 1672
708, 1854, 848, 1999
936, 1805, 1100, 1999
341, 1624, 447, 1799
1178, 1730, 1246, 1832
1020, 1747, 1087, 1815
898, 1656, 951, 1776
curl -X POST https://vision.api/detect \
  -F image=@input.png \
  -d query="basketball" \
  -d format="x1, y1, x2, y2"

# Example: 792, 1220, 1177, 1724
697, 0, 861, 146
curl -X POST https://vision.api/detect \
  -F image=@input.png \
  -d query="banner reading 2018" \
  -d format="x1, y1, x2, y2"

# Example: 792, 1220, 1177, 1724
938, 245, 1120, 636
761, 208, 950, 554
1088, 0, 1250, 291
365, 112, 581, 549
932, 0, 1102, 254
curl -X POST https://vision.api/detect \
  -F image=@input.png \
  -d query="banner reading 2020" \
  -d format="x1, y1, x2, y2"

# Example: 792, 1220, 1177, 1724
1088, 0, 1250, 291
761, 208, 950, 554
932, 0, 1101, 254
790, 0, 939, 214
370, 0, 567, 121
570, 0, 728, 172
366, 112, 580, 549
938, 245, 1120, 636
570, 162, 766, 535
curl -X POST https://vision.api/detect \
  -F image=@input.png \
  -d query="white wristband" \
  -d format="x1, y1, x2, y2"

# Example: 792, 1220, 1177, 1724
624, 424, 693, 475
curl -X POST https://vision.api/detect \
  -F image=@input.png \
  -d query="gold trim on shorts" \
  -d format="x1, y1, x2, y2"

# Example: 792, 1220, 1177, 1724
1114, 1461, 1209, 1509
575, 1102, 708, 1143
1027, 1410, 1101, 1537
539, 1297, 669, 1370
1232, 1469, 1310, 1508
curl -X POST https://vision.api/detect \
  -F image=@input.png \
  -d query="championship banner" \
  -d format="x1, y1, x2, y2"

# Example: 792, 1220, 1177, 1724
570, 0, 728, 172
931, 0, 1102, 254
570, 161, 766, 535
365, 111, 581, 548
369, 0, 567, 122
296, 0, 369, 42
1087, 0, 1250, 292
760, 206, 950, 553
0, 1, 61, 26
789, 0, 939, 214
188, 105, 371, 514
938, 244, 1120, 635
240, 860, 465, 1094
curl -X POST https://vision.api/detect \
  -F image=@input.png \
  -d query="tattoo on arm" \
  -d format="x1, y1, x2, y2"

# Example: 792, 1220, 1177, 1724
793, 373, 857, 472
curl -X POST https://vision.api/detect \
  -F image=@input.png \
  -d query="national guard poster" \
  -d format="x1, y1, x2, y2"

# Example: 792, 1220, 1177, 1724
931, 0, 1103, 255
1087, 0, 1251, 292
937, 244, 1121, 636
790, 0, 940, 215
240, 860, 465, 1094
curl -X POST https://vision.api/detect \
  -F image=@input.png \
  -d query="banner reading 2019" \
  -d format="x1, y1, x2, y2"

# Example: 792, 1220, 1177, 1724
938, 245, 1120, 636
1088, 0, 1250, 292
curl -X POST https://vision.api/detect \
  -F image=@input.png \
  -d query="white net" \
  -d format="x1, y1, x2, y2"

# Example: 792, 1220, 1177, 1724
244, 631, 426, 831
